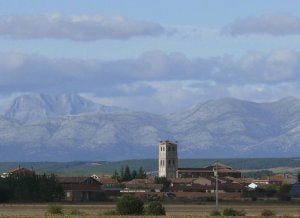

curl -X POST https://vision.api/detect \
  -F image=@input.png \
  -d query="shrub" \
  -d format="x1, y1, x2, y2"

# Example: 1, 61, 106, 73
236, 209, 246, 216
47, 204, 63, 215
261, 209, 276, 216
223, 208, 237, 216
223, 208, 246, 216
145, 201, 166, 215
116, 194, 144, 215
210, 209, 221, 216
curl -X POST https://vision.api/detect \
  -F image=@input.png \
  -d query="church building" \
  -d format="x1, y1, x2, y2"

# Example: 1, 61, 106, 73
158, 140, 241, 179
158, 140, 178, 178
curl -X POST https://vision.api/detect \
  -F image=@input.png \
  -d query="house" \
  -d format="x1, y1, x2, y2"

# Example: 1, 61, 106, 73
10, 166, 34, 176
57, 176, 103, 202
262, 174, 297, 185
122, 178, 163, 193
1, 165, 34, 178
177, 163, 241, 179
91, 175, 120, 190
169, 176, 243, 193
92, 175, 122, 198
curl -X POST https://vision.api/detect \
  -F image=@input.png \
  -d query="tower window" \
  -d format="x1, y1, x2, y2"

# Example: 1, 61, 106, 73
168, 160, 170, 165
172, 147, 175, 151
168, 147, 170, 151
173, 160, 175, 165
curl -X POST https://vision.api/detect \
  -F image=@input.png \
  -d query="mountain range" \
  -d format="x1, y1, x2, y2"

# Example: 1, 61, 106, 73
0, 93, 300, 161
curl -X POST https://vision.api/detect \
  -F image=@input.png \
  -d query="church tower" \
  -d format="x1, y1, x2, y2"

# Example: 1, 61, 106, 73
158, 140, 178, 178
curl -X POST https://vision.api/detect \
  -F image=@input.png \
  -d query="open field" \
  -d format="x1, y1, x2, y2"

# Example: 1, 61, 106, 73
2, 158, 300, 176
1, 202, 300, 217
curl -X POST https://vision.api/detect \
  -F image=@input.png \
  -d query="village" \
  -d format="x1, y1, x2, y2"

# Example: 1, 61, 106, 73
1, 140, 299, 203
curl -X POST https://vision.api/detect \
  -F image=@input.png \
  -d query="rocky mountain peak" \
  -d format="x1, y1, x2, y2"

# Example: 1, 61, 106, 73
3, 93, 126, 123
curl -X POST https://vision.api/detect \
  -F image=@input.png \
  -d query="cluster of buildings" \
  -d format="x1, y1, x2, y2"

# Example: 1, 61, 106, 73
1, 140, 299, 202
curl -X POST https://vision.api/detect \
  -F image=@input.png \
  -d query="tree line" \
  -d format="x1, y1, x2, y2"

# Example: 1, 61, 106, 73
0, 173, 64, 202
111, 165, 147, 181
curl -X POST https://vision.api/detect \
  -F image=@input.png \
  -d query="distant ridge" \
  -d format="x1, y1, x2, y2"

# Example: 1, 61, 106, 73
4, 93, 127, 123
0, 94, 299, 161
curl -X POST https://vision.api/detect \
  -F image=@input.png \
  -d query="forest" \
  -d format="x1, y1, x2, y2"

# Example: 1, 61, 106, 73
0, 173, 64, 202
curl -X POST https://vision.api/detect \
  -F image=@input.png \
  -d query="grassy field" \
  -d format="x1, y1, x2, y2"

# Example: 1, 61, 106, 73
1, 202, 300, 217
1, 157, 300, 176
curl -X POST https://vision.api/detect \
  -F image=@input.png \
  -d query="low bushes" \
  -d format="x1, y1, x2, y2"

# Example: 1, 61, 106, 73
47, 204, 64, 215
116, 194, 144, 215
261, 209, 276, 216
210, 209, 221, 216
145, 201, 166, 215
108, 195, 166, 216
223, 208, 246, 216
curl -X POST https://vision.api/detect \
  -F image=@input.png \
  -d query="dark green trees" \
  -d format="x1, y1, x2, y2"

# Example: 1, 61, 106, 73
116, 194, 144, 215
145, 201, 166, 215
116, 195, 166, 215
0, 173, 64, 202
112, 165, 147, 181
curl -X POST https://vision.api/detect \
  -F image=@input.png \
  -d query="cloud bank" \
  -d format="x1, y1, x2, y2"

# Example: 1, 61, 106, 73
1, 49, 300, 91
224, 13, 300, 36
0, 14, 164, 40
1, 49, 300, 113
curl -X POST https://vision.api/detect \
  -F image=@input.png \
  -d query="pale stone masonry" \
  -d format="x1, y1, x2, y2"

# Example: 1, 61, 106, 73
158, 140, 178, 178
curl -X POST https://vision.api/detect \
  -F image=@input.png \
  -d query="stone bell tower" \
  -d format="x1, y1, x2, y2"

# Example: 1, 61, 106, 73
158, 140, 178, 178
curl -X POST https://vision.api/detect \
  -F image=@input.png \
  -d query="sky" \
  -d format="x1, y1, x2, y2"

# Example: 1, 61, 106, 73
1, 0, 300, 114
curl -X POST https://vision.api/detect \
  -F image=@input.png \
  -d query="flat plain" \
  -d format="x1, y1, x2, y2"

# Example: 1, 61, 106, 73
1, 202, 300, 217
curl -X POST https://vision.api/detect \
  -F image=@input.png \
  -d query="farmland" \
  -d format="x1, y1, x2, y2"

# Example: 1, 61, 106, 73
1, 157, 300, 176
1, 202, 300, 217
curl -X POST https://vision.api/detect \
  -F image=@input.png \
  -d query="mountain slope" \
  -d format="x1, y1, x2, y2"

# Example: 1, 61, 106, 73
165, 97, 300, 157
4, 93, 126, 123
0, 94, 300, 160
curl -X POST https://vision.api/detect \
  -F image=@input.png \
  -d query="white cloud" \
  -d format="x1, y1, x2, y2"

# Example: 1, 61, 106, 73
1, 49, 300, 113
238, 49, 300, 82
0, 13, 164, 40
224, 13, 300, 36
0, 49, 300, 92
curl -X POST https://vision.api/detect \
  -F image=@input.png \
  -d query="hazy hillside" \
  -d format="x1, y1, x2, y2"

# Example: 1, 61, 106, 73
0, 94, 300, 161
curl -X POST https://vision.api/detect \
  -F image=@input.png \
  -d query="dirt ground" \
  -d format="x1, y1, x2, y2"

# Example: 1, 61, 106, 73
0, 202, 300, 217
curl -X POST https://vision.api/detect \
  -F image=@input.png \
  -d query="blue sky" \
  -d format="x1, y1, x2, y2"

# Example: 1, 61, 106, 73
1, 0, 300, 113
